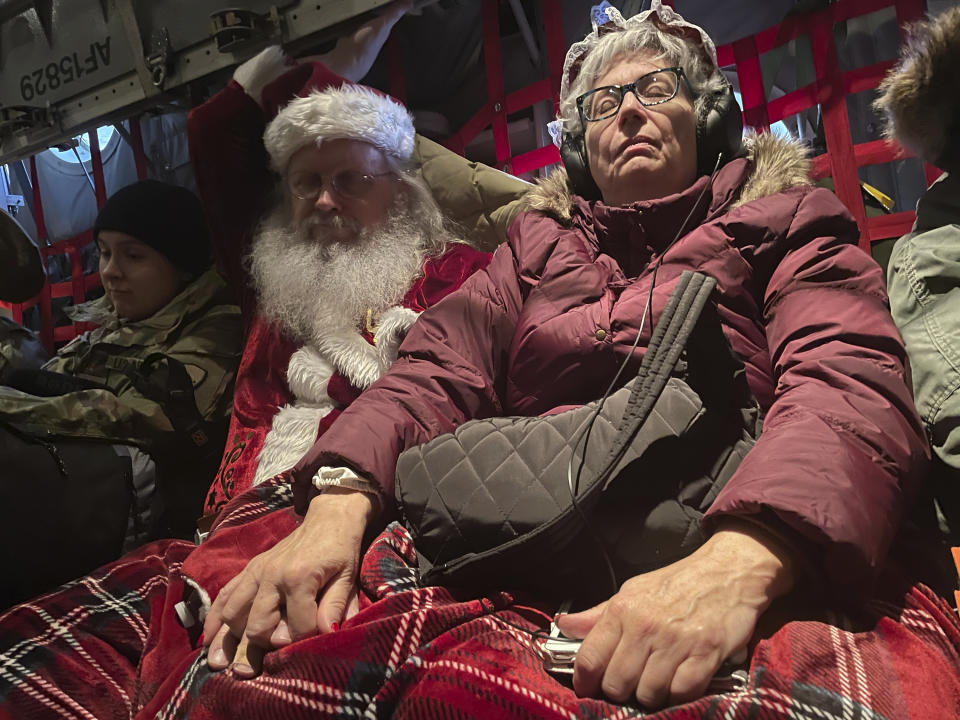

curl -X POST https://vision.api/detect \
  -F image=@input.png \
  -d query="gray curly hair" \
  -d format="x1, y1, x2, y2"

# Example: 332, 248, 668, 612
558, 23, 727, 137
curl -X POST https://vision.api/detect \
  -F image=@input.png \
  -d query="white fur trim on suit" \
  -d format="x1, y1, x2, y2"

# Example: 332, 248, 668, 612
254, 402, 334, 485
316, 329, 386, 391
254, 347, 335, 485
375, 306, 420, 366
264, 84, 415, 174
233, 45, 290, 107
285, 346, 335, 403
252, 333, 389, 485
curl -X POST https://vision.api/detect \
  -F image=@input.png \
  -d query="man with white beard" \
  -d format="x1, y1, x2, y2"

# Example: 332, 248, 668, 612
190, 35, 525, 520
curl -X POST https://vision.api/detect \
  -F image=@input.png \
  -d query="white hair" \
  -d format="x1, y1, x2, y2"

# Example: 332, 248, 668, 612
559, 25, 727, 137
248, 181, 453, 345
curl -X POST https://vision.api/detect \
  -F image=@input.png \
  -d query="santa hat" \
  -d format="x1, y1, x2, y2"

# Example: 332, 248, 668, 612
874, 6, 960, 173
263, 84, 416, 174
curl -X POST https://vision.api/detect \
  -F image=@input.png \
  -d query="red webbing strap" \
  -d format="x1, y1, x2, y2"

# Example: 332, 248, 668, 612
443, 104, 493, 154
512, 144, 560, 176
543, 0, 565, 113
952, 547, 960, 620
505, 79, 552, 114
27, 155, 54, 351
69, 238, 84, 306
732, 35, 768, 130
28, 156, 47, 243
894, 0, 926, 31
386, 34, 407, 106
129, 115, 149, 181
482, 0, 511, 172
88, 130, 107, 209
812, 19, 869, 252
867, 211, 915, 243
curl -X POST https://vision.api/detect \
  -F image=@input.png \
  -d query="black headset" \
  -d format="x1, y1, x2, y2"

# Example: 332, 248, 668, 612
559, 79, 744, 201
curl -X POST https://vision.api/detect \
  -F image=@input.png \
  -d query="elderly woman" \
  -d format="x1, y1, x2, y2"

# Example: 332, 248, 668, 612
1, 4, 957, 718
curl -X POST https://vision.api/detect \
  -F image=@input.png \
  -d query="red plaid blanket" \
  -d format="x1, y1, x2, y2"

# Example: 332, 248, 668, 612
1, 478, 959, 719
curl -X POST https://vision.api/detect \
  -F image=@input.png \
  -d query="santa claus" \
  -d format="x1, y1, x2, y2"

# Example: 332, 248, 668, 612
189, 42, 500, 518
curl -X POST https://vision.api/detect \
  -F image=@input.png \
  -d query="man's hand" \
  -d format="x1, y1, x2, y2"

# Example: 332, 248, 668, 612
320, 0, 413, 82
556, 521, 795, 709
202, 488, 377, 678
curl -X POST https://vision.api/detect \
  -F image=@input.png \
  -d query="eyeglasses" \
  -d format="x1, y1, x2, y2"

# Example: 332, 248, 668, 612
577, 67, 689, 123
287, 169, 395, 202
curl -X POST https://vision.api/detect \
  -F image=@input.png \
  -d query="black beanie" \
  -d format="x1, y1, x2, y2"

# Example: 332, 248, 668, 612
93, 180, 212, 276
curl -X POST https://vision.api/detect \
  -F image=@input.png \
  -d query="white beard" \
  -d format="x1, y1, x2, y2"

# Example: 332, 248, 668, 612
248, 202, 428, 346
246, 201, 435, 485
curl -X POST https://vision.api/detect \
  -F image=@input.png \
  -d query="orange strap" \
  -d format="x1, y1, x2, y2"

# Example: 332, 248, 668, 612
952, 547, 960, 617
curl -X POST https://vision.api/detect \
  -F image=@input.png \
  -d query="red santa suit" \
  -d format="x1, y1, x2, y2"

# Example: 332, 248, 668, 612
188, 51, 489, 517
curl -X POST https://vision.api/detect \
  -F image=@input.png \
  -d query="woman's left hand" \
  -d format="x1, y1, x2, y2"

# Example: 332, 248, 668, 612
555, 521, 796, 709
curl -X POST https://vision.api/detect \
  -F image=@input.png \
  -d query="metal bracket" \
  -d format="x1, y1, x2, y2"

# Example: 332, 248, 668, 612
145, 26, 174, 87
113, 0, 160, 97
210, 7, 281, 53
0, 105, 54, 139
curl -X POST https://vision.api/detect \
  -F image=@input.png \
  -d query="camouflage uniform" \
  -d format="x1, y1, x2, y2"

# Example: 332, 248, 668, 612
0, 267, 241, 460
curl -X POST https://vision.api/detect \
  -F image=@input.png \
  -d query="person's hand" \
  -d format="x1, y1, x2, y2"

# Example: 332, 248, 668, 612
556, 521, 795, 709
316, 0, 413, 82
202, 487, 377, 678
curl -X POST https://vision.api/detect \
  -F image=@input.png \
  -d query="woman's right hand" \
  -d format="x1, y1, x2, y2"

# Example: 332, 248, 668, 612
202, 487, 377, 678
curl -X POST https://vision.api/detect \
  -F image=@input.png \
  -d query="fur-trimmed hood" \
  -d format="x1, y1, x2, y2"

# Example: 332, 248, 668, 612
521, 132, 811, 223
873, 6, 960, 172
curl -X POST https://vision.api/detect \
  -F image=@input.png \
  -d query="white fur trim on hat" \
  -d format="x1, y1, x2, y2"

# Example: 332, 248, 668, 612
264, 84, 416, 173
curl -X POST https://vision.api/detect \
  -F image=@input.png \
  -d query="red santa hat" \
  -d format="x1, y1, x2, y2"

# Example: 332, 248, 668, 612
263, 84, 416, 174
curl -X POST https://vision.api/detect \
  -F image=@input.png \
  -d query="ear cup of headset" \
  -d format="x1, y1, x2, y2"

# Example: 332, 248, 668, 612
695, 83, 743, 177
559, 131, 603, 201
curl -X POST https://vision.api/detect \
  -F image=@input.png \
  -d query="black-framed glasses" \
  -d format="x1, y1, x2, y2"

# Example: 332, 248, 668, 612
287, 169, 396, 202
577, 67, 689, 123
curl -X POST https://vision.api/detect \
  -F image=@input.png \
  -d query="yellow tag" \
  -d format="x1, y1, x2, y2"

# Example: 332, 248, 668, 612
365, 308, 379, 342
861, 181, 894, 212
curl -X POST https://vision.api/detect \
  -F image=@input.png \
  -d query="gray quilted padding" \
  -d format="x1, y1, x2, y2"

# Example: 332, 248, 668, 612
397, 375, 712, 571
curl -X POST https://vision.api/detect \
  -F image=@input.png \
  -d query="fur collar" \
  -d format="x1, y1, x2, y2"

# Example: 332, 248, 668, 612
521, 132, 812, 224
874, 6, 960, 171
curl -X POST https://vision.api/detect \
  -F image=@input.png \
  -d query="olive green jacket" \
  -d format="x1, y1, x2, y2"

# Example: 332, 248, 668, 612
0, 268, 242, 458
888, 173, 960, 470
414, 136, 531, 251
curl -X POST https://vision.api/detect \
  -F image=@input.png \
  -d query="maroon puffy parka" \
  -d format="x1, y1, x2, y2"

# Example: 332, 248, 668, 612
294, 133, 928, 596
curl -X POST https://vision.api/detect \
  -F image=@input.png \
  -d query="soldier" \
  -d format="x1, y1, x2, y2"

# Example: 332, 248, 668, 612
0, 179, 242, 607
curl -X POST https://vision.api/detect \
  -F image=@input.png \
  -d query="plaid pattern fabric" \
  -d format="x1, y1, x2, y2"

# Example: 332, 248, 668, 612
2, 478, 959, 719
